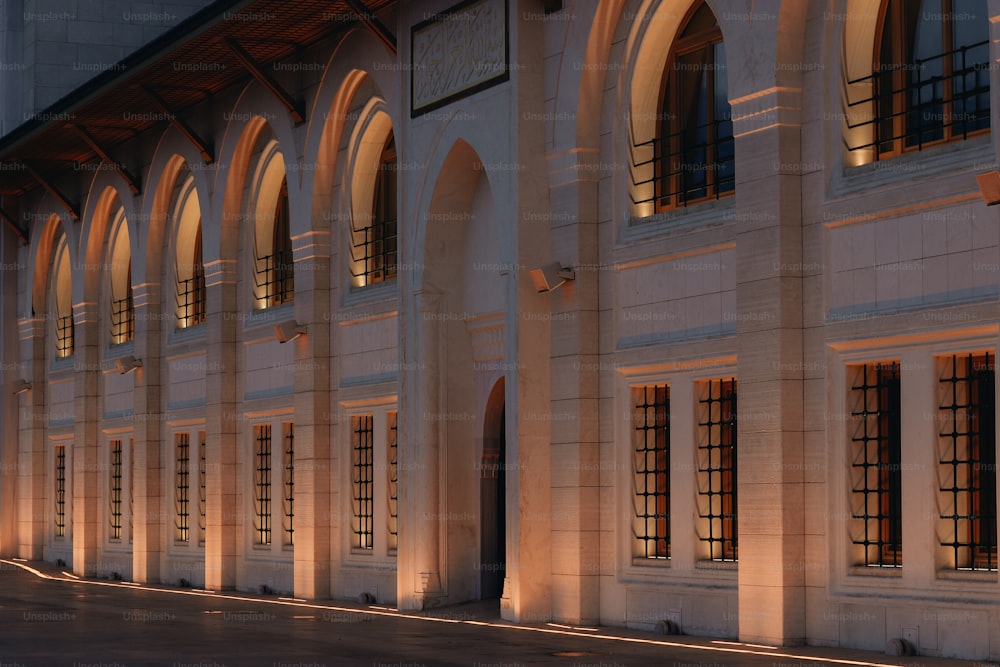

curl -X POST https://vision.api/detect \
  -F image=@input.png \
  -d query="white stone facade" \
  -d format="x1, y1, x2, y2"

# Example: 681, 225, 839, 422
0, 0, 999, 660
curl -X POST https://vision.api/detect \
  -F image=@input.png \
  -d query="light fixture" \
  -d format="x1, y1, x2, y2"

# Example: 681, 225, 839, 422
115, 355, 142, 374
12, 379, 31, 395
529, 262, 575, 293
274, 320, 306, 344
977, 171, 1000, 205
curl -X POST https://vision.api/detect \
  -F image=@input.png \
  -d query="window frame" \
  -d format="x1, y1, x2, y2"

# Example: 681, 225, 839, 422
653, 0, 734, 212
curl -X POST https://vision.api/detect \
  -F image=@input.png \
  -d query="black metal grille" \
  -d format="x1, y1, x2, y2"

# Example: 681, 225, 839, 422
633, 384, 670, 559
176, 269, 206, 328
352, 415, 374, 550
254, 249, 294, 308
939, 353, 997, 571
851, 362, 902, 567
55, 445, 66, 538
198, 431, 206, 543
176, 433, 190, 543
351, 136, 397, 286
387, 412, 398, 553
254, 424, 272, 546
110, 294, 134, 344
110, 440, 123, 540
631, 122, 735, 210
56, 314, 74, 358
698, 378, 737, 561
283, 422, 294, 547
846, 41, 990, 160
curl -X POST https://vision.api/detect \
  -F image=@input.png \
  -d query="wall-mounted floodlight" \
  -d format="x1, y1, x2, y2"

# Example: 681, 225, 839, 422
977, 171, 1000, 205
12, 379, 31, 395
115, 355, 142, 375
530, 262, 575, 293
274, 320, 306, 344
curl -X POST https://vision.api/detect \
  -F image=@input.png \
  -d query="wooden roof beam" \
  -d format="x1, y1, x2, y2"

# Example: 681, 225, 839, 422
18, 161, 79, 222
72, 125, 141, 196
344, 0, 397, 56
225, 38, 305, 125
142, 86, 214, 164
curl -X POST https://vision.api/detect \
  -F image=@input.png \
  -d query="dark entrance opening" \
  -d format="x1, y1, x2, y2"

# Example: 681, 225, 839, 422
480, 386, 506, 599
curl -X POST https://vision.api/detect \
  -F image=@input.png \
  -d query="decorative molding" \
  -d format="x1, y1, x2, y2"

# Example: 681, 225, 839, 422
411, 0, 508, 117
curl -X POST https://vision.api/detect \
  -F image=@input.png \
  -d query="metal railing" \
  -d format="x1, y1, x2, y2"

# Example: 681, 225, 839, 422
845, 41, 990, 160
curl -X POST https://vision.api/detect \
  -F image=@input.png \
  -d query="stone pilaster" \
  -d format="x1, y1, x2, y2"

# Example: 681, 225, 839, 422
291, 229, 332, 599
72, 299, 100, 576
732, 87, 806, 645
131, 280, 161, 583
204, 257, 238, 590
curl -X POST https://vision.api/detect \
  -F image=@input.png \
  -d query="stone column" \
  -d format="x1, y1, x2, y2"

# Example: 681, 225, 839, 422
16, 315, 45, 559
131, 280, 161, 583
72, 299, 100, 576
545, 148, 601, 624
204, 257, 238, 590
292, 230, 332, 599
732, 86, 806, 644
410, 289, 442, 606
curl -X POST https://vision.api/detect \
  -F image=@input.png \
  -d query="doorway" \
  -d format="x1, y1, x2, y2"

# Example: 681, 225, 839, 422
480, 383, 506, 599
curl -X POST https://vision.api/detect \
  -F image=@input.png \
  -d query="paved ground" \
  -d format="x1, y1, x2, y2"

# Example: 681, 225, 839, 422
0, 559, 982, 667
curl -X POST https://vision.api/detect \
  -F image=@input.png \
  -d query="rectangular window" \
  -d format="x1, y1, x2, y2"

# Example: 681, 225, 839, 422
698, 378, 737, 561
110, 293, 134, 344
109, 439, 123, 541
387, 412, 398, 554
632, 384, 670, 559
176, 433, 190, 543
198, 431, 206, 545
55, 445, 66, 538
352, 415, 374, 550
254, 424, 272, 546
939, 353, 997, 571
128, 438, 134, 543
850, 362, 902, 567
282, 422, 294, 547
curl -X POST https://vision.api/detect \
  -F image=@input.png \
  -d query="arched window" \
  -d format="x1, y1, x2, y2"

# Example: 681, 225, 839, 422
350, 118, 397, 288
108, 206, 133, 345
173, 172, 205, 328
872, 0, 989, 157
655, 2, 733, 210
52, 237, 73, 358
251, 142, 293, 309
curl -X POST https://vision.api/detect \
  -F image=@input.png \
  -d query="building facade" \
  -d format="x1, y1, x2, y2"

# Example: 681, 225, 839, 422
1, 0, 999, 659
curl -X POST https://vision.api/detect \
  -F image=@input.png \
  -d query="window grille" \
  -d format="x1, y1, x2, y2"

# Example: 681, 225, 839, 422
633, 384, 670, 559
56, 313, 74, 358
845, 0, 989, 160
55, 445, 66, 538
254, 424, 272, 545
110, 440, 123, 541
176, 433, 190, 543
387, 412, 398, 554
352, 415, 374, 550
254, 181, 293, 307
283, 422, 294, 547
698, 378, 737, 561
176, 269, 206, 328
198, 431, 206, 544
351, 135, 397, 286
110, 293, 134, 344
851, 362, 902, 567
939, 353, 997, 571
630, 2, 734, 211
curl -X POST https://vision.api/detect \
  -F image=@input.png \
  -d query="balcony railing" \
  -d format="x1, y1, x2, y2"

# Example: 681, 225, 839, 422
110, 294, 134, 344
176, 269, 206, 328
845, 41, 990, 161
350, 218, 397, 287
630, 118, 735, 211
254, 248, 294, 308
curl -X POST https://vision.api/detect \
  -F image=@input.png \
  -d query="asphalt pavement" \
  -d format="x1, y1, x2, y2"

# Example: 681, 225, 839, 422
0, 559, 983, 667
